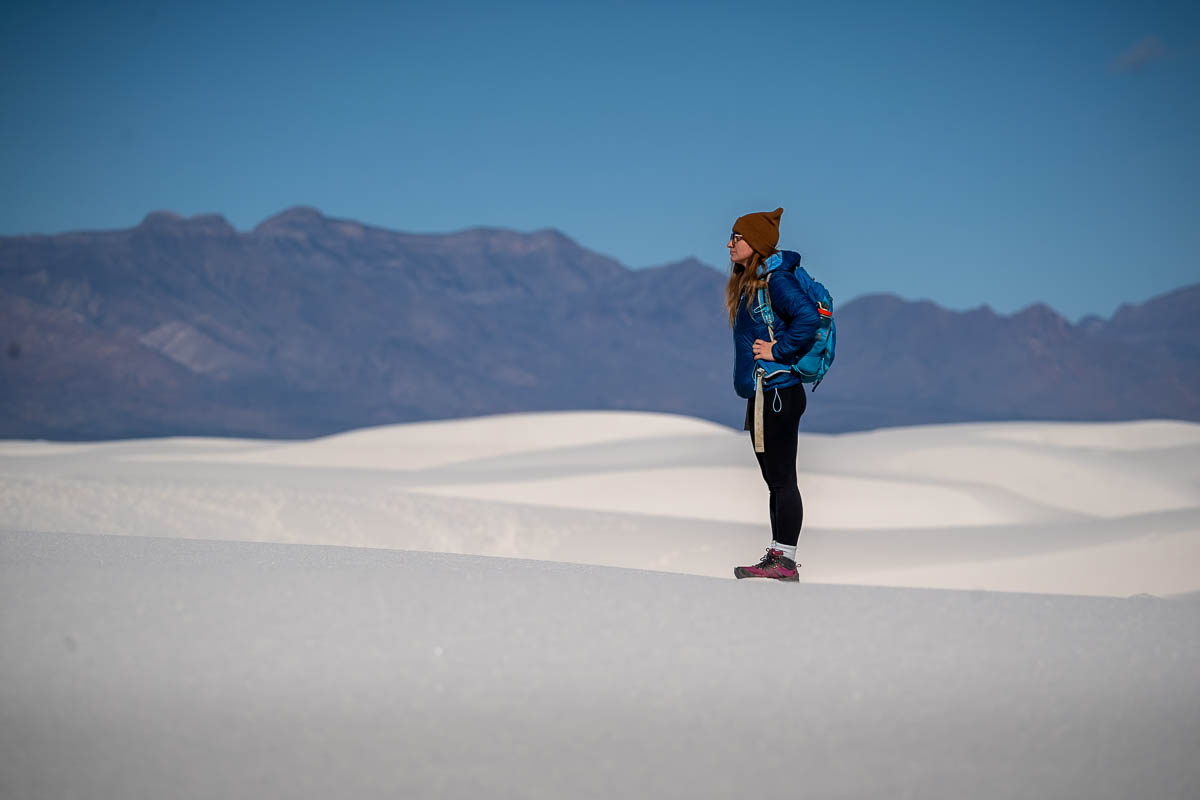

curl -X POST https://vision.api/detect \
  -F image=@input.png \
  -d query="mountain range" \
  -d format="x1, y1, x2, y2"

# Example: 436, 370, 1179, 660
2, 207, 1197, 439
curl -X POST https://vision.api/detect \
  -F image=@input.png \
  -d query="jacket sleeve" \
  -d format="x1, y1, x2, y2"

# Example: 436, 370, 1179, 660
767, 272, 820, 365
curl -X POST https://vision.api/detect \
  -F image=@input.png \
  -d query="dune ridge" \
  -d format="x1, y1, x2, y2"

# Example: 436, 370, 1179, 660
2, 412, 1198, 597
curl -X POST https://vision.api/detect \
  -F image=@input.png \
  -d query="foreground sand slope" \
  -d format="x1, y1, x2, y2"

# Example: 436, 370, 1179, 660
2, 530, 1197, 800
2, 413, 1198, 596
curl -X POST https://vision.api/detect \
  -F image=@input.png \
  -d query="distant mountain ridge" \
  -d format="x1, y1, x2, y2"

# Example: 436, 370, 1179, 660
2, 208, 1197, 439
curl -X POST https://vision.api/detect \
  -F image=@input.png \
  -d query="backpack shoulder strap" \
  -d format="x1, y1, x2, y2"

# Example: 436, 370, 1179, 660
757, 276, 775, 340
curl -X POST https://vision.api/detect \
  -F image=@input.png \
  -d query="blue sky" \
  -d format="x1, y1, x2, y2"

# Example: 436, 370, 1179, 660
2, 0, 1197, 320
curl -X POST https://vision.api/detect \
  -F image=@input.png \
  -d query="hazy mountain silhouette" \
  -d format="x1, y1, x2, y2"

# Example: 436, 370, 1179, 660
812, 287, 1200, 431
2, 207, 1197, 439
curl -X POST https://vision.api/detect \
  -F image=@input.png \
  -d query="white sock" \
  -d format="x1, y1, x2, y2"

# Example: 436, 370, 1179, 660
772, 541, 797, 561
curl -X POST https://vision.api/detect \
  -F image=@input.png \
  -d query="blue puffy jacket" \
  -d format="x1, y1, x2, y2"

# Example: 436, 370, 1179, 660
732, 250, 821, 399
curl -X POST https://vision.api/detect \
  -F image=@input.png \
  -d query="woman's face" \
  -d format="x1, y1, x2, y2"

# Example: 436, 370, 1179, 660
728, 232, 754, 265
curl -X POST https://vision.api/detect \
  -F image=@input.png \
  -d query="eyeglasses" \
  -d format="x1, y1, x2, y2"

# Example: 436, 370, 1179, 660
728, 233, 744, 244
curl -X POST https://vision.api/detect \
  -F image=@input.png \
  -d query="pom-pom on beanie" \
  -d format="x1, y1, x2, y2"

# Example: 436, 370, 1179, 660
732, 207, 784, 256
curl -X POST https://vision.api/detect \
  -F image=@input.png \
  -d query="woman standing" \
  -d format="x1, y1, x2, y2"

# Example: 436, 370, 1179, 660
726, 208, 820, 581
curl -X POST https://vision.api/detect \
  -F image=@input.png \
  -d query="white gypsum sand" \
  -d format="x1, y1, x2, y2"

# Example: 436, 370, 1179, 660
2, 412, 1198, 597
3, 414, 1199, 799
1, 530, 1197, 800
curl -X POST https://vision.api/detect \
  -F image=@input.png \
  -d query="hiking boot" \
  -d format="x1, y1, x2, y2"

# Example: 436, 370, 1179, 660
734, 548, 800, 582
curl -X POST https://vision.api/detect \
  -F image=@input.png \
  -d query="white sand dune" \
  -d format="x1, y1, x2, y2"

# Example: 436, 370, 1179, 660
123, 411, 733, 471
976, 419, 1200, 449
404, 466, 1075, 528
2, 530, 1197, 800
9, 413, 1200, 596
4, 414, 1200, 798
3, 412, 1199, 597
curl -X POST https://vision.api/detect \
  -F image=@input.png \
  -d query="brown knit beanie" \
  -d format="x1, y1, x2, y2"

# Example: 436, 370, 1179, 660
732, 207, 784, 256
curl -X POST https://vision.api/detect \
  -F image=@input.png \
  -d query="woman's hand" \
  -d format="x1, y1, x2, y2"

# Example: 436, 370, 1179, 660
753, 339, 776, 361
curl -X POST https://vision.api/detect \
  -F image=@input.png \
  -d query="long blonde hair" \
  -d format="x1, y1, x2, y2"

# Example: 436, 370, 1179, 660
724, 250, 772, 327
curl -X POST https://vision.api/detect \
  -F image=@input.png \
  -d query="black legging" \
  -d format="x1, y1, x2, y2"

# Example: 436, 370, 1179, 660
744, 383, 806, 547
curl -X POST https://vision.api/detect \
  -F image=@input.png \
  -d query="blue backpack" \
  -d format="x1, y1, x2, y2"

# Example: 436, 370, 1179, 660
757, 257, 836, 389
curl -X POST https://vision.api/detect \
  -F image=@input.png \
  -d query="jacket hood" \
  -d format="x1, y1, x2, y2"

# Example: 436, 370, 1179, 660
756, 250, 802, 278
